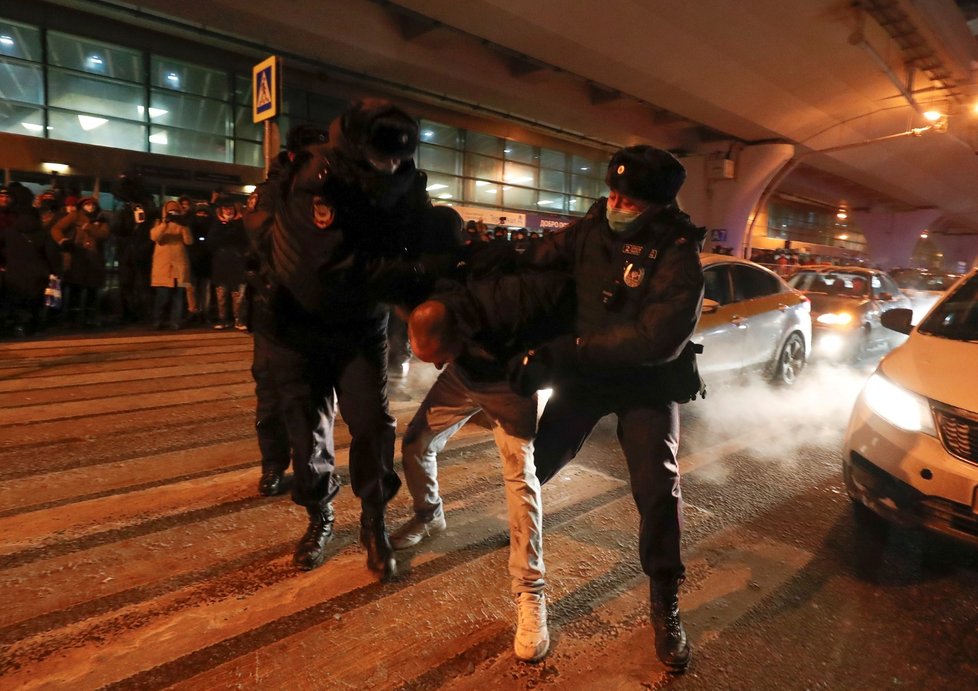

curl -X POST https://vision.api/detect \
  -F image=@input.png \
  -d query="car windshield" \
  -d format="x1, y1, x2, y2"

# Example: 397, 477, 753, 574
801, 272, 869, 298
891, 270, 924, 290
918, 273, 978, 342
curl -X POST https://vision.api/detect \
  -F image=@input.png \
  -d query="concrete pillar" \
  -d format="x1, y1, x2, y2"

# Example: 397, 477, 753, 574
850, 209, 940, 269
680, 142, 794, 257
929, 233, 978, 272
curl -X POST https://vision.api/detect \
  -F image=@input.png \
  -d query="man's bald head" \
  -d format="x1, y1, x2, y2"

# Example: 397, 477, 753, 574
408, 300, 463, 369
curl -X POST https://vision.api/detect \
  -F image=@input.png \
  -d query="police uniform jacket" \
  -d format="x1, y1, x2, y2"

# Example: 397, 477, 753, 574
524, 197, 705, 391
264, 141, 460, 348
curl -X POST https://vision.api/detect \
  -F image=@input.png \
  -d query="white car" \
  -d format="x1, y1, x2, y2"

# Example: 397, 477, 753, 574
695, 254, 812, 386
843, 268, 978, 545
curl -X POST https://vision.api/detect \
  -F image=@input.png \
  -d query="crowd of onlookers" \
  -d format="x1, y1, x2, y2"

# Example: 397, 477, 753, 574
0, 179, 252, 338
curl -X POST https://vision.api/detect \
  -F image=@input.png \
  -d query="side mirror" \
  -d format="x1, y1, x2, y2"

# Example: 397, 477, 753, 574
701, 298, 720, 314
881, 308, 913, 334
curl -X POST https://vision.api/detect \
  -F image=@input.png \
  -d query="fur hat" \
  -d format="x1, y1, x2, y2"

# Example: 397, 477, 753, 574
605, 145, 686, 205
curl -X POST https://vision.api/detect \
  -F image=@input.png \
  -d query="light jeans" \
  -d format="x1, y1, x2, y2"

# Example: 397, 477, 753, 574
401, 364, 544, 594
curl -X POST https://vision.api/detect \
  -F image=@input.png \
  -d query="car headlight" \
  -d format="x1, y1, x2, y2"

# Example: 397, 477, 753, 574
862, 373, 936, 435
816, 312, 854, 326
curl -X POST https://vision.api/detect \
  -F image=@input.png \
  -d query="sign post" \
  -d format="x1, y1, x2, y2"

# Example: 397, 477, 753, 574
252, 56, 281, 178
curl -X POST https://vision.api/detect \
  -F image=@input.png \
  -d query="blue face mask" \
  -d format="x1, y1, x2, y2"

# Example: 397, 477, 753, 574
606, 206, 641, 233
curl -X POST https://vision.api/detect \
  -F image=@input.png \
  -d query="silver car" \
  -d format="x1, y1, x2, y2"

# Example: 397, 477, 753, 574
694, 254, 812, 386
788, 266, 913, 362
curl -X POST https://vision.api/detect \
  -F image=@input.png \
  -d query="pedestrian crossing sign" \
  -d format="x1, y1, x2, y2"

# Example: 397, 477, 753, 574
252, 56, 279, 123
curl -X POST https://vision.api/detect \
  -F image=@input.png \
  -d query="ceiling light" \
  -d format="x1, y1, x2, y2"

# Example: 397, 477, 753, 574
22, 122, 43, 132
437, 193, 452, 199
920, 232, 929, 239
836, 210, 848, 220
837, 233, 849, 240
88, 55, 103, 66
537, 200, 554, 206
482, 187, 497, 194
166, 72, 179, 84
243, 185, 256, 194
77, 115, 108, 130
580, 166, 589, 171
503, 148, 512, 153
42, 162, 69, 174
136, 106, 168, 118
0, 35, 14, 46
149, 132, 168, 145
426, 183, 448, 191
923, 110, 943, 122
475, 180, 489, 187
422, 130, 434, 139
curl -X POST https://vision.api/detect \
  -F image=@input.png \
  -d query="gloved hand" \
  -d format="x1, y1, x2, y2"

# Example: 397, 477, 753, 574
507, 334, 579, 397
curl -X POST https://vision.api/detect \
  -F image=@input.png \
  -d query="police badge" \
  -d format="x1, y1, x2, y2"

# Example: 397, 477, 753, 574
312, 195, 334, 230
623, 262, 645, 288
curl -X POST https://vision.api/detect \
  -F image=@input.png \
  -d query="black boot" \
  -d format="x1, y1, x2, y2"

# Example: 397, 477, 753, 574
651, 578, 691, 672
293, 504, 335, 571
360, 505, 397, 581
258, 468, 284, 496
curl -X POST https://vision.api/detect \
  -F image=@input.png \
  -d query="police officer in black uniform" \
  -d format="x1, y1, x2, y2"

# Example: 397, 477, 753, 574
512, 145, 706, 672
254, 102, 460, 580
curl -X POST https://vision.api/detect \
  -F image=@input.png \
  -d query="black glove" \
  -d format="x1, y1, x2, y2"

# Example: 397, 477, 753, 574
507, 335, 579, 397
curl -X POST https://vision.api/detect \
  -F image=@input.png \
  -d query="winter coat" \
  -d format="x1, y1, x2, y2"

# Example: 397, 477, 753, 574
208, 218, 248, 286
50, 199, 110, 288
0, 209, 59, 298
435, 270, 575, 383
150, 217, 193, 288
521, 198, 706, 394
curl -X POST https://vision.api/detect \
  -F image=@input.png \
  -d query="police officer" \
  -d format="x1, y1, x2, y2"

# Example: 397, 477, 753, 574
243, 126, 327, 501
258, 102, 461, 580
512, 145, 706, 672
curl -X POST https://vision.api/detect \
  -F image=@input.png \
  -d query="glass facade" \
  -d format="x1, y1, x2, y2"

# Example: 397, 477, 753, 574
0, 13, 608, 215
767, 200, 866, 253
418, 119, 606, 215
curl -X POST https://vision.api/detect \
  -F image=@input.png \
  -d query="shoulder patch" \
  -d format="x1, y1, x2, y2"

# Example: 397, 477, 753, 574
622, 243, 643, 256
312, 195, 334, 230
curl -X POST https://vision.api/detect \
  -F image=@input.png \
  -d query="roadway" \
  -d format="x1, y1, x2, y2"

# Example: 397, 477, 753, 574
0, 329, 975, 690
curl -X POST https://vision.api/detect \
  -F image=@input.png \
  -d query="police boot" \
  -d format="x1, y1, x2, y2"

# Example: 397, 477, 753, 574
359, 504, 397, 581
650, 578, 691, 672
258, 468, 285, 497
293, 503, 335, 571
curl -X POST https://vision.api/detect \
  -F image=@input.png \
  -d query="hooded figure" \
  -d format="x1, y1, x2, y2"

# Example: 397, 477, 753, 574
50, 196, 110, 290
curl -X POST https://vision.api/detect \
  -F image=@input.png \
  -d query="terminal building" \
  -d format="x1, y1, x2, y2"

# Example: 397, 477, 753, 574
3, 0, 978, 270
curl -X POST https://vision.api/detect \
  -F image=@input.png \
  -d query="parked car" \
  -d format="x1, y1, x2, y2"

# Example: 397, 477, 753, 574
889, 268, 960, 324
693, 254, 811, 386
787, 266, 913, 361
843, 268, 978, 545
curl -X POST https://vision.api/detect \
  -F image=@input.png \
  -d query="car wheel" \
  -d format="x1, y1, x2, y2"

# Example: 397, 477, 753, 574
771, 332, 806, 386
